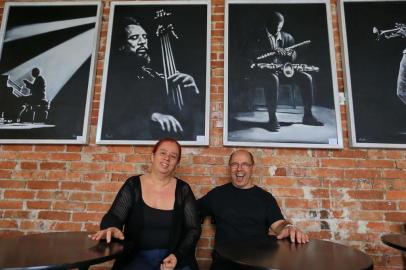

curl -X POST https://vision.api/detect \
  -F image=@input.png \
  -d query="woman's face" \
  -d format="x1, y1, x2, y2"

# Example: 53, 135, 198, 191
151, 141, 180, 175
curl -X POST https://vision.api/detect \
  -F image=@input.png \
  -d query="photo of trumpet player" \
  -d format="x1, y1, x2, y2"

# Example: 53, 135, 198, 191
341, 0, 406, 148
97, 3, 209, 145
224, 0, 342, 148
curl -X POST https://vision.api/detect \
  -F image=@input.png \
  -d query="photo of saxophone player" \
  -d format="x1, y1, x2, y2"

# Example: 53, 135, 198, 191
246, 11, 323, 131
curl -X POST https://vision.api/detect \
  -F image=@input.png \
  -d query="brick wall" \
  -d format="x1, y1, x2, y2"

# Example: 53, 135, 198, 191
0, 0, 405, 269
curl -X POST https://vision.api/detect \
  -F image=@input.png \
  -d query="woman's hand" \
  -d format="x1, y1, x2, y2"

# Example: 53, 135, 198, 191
88, 227, 124, 243
160, 253, 177, 270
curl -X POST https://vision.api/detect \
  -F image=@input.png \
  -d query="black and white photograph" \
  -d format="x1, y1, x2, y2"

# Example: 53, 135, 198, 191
97, 1, 210, 145
0, 2, 101, 144
224, 0, 343, 148
340, 0, 406, 148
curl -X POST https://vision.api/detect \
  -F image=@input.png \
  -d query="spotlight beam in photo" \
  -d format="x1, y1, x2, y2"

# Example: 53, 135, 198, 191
4, 25, 95, 101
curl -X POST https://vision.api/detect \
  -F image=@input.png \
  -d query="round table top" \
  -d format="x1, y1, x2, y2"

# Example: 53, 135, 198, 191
0, 231, 124, 270
381, 233, 406, 251
215, 236, 373, 270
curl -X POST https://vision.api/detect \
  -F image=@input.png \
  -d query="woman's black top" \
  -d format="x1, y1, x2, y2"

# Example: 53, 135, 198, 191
100, 175, 201, 270
138, 200, 174, 250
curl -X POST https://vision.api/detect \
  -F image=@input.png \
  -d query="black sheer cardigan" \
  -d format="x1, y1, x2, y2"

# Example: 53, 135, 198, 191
100, 175, 201, 270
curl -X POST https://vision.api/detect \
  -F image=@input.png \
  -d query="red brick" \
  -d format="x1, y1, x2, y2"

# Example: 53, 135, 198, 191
47, 171, 82, 181
2, 145, 33, 151
321, 159, 357, 167
27, 181, 59, 189
71, 162, 105, 171
50, 222, 82, 231
3, 210, 31, 219
347, 190, 384, 200
35, 145, 65, 152
38, 211, 71, 221
105, 163, 135, 172
27, 201, 52, 209
69, 192, 102, 202
84, 173, 110, 181
21, 162, 37, 170
385, 212, 406, 222
4, 190, 35, 199
94, 182, 123, 192
360, 201, 397, 210
53, 201, 86, 211
271, 188, 304, 197
49, 153, 81, 161
386, 190, 406, 200
40, 162, 66, 170
0, 220, 18, 228
60, 182, 92, 191
0, 201, 23, 209
72, 212, 103, 222
0, 180, 26, 188
0, 161, 17, 169
92, 154, 121, 162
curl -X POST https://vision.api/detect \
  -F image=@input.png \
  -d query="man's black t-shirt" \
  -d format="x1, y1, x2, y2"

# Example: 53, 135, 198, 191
198, 183, 284, 245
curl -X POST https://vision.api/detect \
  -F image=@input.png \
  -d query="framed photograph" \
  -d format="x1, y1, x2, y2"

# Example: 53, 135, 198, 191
223, 0, 343, 149
339, 0, 406, 148
96, 1, 211, 145
0, 2, 101, 144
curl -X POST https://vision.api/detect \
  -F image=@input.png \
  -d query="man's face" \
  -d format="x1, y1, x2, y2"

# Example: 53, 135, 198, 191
124, 24, 149, 56
267, 18, 284, 36
229, 151, 254, 189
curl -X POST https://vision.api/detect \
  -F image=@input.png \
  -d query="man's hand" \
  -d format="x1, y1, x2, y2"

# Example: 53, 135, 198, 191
397, 25, 406, 38
160, 254, 177, 270
151, 113, 183, 133
277, 225, 309, 244
88, 227, 124, 243
275, 47, 288, 56
270, 220, 309, 244
168, 72, 199, 94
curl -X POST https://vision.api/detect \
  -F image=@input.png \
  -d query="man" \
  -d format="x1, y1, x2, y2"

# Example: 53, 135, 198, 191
101, 16, 202, 140
247, 12, 323, 131
198, 149, 309, 270
23, 67, 49, 122
396, 25, 406, 104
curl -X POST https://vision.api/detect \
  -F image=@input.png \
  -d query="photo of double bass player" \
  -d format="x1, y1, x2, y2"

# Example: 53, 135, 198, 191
97, 2, 210, 145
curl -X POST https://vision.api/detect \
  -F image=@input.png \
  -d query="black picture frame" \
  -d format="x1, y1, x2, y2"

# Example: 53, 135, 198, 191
223, 0, 343, 149
96, 1, 211, 145
0, 1, 101, 144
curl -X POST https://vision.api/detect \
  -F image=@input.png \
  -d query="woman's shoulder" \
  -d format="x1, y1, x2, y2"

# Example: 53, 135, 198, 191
175, 177, 190, 188
123, 175, 143, 188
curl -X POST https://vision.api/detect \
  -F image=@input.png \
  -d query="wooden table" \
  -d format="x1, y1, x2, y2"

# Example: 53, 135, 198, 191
215, 236, 373, 270
0, 231, 124, 270
381, 233, 406, 251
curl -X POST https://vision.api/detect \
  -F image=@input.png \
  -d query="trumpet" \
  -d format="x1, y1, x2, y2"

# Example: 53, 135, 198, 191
373, 23, 406, 41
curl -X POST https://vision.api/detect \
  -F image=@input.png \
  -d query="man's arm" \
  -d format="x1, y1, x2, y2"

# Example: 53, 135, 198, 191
197, 193, 212, 221
270, 219, 309, 244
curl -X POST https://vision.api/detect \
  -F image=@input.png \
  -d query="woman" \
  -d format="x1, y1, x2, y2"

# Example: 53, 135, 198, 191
90, 138, 201, 270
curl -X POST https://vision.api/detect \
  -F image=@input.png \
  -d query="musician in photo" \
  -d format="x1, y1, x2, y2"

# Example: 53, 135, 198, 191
374, 23, 406, 105
22, 67, 49, 123
101, 16, 202, 141
247, 11, 323, 131
396, 25, 406, 105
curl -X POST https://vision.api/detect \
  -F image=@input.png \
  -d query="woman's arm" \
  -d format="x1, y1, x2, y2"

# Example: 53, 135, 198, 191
172, 184, 202, 262
100, 179, 134, 230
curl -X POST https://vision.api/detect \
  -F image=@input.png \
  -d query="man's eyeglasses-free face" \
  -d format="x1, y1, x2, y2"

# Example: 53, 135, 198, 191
229, 162, 253, 169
